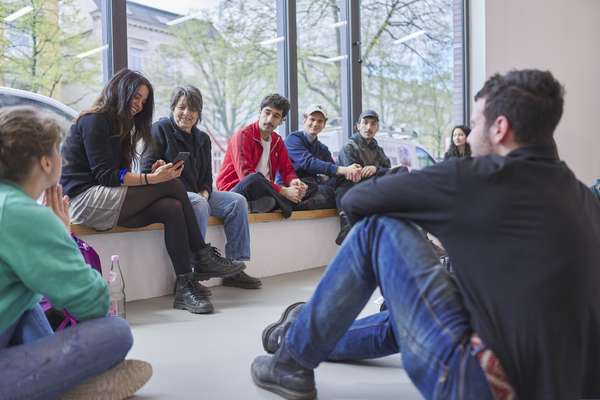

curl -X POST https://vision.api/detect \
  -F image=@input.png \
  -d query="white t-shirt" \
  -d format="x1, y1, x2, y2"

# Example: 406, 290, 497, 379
256, 137, 271, 181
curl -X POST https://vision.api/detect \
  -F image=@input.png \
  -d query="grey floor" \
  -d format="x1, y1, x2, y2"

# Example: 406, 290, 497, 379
127, 267, 422, 399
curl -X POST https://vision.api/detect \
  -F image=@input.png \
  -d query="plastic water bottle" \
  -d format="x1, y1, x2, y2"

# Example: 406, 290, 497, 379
108, 255, 126, 319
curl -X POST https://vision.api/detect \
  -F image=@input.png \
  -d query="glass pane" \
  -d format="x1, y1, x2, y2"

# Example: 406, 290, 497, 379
361, 0, 455, 162
0, 0, 105, 114
128, 0, 278, 177
296, 0, 344, 159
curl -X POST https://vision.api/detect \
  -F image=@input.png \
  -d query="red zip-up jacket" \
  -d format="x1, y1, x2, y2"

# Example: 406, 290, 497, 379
216, 121, 297, 192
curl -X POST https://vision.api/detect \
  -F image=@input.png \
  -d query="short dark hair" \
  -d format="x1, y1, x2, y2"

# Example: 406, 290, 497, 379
259, 94, 290, 118
170, 85, 203, 123
474, 69, 565, 145
0, 106, 63, 183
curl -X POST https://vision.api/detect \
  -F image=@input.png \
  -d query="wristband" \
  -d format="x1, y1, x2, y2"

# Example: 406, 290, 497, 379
118, 168, 128, 185
144, 173, 149, 185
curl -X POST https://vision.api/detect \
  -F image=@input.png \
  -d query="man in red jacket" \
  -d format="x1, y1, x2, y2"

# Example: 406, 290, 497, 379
216, 94, 307, 217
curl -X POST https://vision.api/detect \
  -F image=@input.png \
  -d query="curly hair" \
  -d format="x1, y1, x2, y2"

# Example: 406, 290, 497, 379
0, 106, 63, 183
259, 93, 290, 118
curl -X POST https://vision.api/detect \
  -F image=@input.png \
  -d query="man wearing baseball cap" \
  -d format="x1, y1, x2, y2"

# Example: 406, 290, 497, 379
283, 105, 362, 210
335, 109, 392, 244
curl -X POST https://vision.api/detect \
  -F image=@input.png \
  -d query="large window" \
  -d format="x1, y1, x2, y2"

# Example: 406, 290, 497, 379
296, 0, 344, 158
0, 0, 105, 112
361, 0, 456, 161
127, 0, 278, 175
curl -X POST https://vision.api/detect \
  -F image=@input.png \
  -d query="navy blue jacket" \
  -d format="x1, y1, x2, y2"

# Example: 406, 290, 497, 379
141, 117, 213, 194
284, 131, 337, 179
61, 113, 125, 198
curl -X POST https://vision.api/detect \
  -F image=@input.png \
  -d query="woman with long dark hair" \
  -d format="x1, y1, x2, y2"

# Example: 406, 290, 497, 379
60, 69, 243, 314
444, 125, 472, 160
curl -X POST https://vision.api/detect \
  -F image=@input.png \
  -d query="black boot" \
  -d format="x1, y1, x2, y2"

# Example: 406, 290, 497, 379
251, 342, 316, 400
193, 245, 245, 281
262, 302, 305, 353
173, 273, 214, 314
335, 212, 351, 245
222, 267, 263, 289
248, 196, 276, 213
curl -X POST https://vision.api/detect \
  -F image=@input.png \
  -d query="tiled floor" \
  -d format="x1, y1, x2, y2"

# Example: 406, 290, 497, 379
127, 267, 422, 399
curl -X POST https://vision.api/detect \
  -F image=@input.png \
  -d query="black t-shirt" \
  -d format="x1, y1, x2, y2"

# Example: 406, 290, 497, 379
343, 144, 600, 400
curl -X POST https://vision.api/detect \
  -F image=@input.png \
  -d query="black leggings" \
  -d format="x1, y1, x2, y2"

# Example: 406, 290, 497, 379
117, 179, 205, 275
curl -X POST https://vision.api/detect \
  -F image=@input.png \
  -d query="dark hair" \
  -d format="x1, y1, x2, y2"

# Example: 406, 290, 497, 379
474, 69, 564, 145
0, 106, 63, 183
81, 69, 155, 167
446, 125, 471, 158
259, 94, 290, 118
170, 85, 203, 124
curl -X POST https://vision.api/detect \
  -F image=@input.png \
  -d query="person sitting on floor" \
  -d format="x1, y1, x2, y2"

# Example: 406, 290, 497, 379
216, 93, 308, 217
335, 109, 392, 244
0, 106, 152, 399
60, 69, 243, 315
142, 85, 262, 294
283, 104, 361, 210
250, 69, 600, 400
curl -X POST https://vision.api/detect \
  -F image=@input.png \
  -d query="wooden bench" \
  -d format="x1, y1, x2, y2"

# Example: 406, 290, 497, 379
73, 209, 340, 301
70, 209, 338, 236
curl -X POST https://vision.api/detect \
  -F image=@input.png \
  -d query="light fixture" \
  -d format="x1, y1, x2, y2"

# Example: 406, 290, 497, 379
75, 44, 108, 59
4, 6, 34, 23
394, 30, 426, 45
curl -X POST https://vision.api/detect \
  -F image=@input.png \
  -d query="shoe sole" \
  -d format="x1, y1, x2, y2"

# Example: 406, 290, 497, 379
262, 302, 305, 354
222, 280, 262, 289
173, 300, 214, 314
194, 263, 245, 281
251, 363, 316, 400
61, 359, 152, 400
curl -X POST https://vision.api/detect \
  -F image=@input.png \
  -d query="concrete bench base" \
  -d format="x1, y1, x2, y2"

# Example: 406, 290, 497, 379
74, 210, 339, 301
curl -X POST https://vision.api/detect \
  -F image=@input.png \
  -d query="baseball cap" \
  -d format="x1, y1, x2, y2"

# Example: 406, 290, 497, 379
358, 109, 379, 121
304, 104, 328, 120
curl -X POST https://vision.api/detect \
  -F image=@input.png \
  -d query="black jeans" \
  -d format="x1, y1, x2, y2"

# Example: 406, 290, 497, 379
231, 173, 294, 218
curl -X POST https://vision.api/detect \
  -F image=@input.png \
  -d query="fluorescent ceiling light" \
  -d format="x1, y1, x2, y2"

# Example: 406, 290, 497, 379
332, 21, 347, 28
394, 30, 426, 45
166, 13, 201, 26
75, 44, 108, 59
259, 36, 285, 46
4, 6, 33, 23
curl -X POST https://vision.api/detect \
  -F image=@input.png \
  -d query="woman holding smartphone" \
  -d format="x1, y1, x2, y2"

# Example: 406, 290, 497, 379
142, 85, 262, 302
60, 69, 242, 314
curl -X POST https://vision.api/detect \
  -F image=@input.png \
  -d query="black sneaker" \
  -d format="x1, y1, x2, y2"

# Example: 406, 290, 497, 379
335, 213, 351, 245
262, 302, 305, 354
248, 196, 276, 213
193, 245, 245, 281
222, 269, 262, 289
173, 273, 214, 314
251, 343, 316, 400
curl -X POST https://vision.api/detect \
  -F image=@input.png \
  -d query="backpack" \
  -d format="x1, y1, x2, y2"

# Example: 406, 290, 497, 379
39, 234, 102, 331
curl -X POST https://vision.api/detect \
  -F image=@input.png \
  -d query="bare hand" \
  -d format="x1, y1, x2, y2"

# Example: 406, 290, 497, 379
151, 159, 166, 173
345, 164, 363, 183
149, 162, 183, 184
200, 190, 210, 199
280, 186, 302, 204
42, 184, 70, 229
361, 165, 377, 179
290, 178, 308, 199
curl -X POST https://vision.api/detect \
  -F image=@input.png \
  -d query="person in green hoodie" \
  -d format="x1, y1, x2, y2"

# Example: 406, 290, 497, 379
0, 106, 151, 399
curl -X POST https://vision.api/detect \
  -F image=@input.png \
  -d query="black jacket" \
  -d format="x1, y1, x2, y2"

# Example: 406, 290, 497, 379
61, 113, 124, 198
342, 144, 600, 400
337, 133, 391, 175
141, 117, 213, 194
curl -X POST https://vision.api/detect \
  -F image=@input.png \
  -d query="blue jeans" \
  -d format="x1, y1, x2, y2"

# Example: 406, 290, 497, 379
0, 305, 133, 400
187, 191, 250, 261
285, 216, 493, 400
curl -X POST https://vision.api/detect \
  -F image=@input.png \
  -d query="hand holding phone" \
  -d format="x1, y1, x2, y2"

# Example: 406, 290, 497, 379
172, 152, 190, 165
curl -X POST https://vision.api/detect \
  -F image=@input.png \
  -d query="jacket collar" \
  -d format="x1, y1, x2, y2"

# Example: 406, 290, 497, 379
249, 121, 281, 147
351, 133, 379, 149
168, 116, 204, 144
505, 142, 559, 162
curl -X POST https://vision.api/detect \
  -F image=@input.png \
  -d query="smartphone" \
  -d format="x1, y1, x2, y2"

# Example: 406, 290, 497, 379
172, 152, 190, 165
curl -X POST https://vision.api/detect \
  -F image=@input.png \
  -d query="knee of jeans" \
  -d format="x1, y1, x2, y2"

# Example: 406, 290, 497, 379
231, 193, 248, 214
94, 317, 133, 357
192, 199, 210, 219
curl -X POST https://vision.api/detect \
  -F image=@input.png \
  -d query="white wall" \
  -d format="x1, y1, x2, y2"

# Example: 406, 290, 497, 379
470, 0, 600, 183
